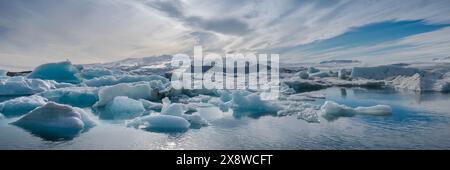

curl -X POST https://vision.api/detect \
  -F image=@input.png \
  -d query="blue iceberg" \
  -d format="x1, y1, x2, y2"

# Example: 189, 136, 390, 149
0, 95, 48, 117
28, 61, 81, 84
12, 102, 96, 140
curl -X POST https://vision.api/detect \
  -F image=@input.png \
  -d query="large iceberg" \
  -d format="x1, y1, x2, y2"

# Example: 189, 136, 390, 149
351, 65, 419, 80
127, 115, 190, 132
38, 87, 98, 107
0, 76, 61, 96
320, 101, 392, 120
94, 82, 161, 107
102, 96, 145, 120
391, 72, 450, 92
12, 102, 96, 140
28, 61, 81, 84
0, 95, 48, 117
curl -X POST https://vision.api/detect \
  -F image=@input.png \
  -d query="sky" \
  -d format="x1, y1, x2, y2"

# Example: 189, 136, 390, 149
1, 0, 450, 70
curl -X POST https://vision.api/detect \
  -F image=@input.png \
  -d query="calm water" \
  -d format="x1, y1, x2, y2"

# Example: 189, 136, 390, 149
1, 87, 450, 149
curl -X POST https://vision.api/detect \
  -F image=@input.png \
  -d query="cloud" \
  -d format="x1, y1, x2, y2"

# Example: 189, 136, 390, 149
1, 0, 450, 69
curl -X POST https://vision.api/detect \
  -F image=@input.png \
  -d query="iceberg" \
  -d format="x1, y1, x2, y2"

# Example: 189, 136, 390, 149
38, 87, 98, 107
160, 97, 187, 116
230, 91, 283, 114
94, 82, 159, 107
181, 113, 209, 128
103, 96, 145, 120
0, 76, 59, 96
127, 115, 190, 132
28, 61, 81, 84
80, 67, 115, 79
277, 102, 320, 123
83, 75, 169, 87
351, 65, 418, 80
283, 79, 330, 93
308, 67, 320, 73
12, 102, 96, 140
139, 99, 163, 111
391, 72, 450, 92
0, 95, 48, 117
320, 101, 392, 120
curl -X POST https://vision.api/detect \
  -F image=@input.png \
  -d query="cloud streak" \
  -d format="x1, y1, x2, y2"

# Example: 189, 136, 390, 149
1, 0, 450, 69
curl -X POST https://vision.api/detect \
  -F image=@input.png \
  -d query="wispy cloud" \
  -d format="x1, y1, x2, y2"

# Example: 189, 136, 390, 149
1, 0, 450, 69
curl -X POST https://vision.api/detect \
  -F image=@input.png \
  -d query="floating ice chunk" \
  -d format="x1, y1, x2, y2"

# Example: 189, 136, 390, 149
320, 101, 355, 120
320, 101, 392, 120
0, 76, 59, 96
181, 113, 209, 128
80, 67, 115, 79
84, 75, 169, 87
94, 83, 158, 107
0, 95, 48, 117
283, 79, 330, 93
161, 97, 187, 116
308, 67, 320, 73
277, 102, 320, 123
296, 71, 309, 79
73, 107, 97, 128
354, 105, 392, 115
391, 72, 450, 92
0, 113, 4, 119
104, 96, 145, 119
139, 99, 163, 111
230, 91, 283, 114
12, 102, 95, 140
127, 115, 190, 132
28, 61, 81, 84
38, 87, 98, 107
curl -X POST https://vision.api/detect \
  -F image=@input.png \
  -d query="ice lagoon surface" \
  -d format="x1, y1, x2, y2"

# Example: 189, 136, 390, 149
1, 58, 450, 149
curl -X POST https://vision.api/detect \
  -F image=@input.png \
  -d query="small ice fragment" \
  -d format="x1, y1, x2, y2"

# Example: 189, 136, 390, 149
127, 115, 190, 132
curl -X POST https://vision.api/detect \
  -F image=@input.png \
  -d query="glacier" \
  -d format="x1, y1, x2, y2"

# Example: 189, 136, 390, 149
83, 75, 169, 87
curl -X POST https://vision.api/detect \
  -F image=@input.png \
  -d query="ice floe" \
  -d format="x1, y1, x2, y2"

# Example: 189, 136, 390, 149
28, 61, 81, 84
0, 95, 48, 117
320, 101, 392, 120
12, 102, 96, 140
127, 115, 190, 132
0, 76, 66, 96
38, 87, 99, 107
94, 82, 161, 107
